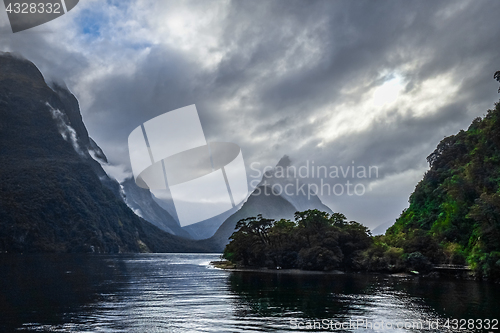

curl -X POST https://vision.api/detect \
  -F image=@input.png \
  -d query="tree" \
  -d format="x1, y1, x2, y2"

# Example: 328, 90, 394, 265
225, 215, 276, 267
234, 215, 274, 246
295, 209, 330, 247
225, 210, 373, 271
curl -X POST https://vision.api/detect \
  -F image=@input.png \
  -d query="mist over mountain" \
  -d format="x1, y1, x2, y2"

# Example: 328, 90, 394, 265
0, 53, 207, 253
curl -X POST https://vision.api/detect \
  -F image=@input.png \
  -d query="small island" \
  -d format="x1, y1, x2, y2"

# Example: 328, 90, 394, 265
213, 209, 473, 279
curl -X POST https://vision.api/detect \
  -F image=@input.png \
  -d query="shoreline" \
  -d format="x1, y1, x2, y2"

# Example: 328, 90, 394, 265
209, 260, 401, 276
209, 261, 476, 279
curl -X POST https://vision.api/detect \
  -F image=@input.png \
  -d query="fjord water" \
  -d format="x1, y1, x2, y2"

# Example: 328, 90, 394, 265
0, 254, 498, 332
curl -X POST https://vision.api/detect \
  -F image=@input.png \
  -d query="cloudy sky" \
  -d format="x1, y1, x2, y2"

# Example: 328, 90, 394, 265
1, 0, 499, 229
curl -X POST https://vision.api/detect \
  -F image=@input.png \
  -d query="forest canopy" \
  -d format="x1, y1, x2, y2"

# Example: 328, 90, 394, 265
223, 209, 372, 271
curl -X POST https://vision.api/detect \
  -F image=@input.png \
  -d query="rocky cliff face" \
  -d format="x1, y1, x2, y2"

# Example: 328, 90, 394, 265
0, 53, 206, 253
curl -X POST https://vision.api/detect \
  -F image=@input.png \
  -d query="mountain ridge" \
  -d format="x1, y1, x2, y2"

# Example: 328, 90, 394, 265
0, 53, 207, 253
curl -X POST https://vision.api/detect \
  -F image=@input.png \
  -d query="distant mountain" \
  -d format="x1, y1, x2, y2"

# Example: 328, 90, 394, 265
0, 53, 207, 253
256, 156, 333, 215
371, 221, 393, 236
199, 156, 333, 251
120, 177, 192, 238
198, 185, 298, 252
182, 205, 239, 240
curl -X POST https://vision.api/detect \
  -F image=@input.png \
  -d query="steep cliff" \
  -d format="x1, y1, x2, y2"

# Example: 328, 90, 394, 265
0, 53, 207, 253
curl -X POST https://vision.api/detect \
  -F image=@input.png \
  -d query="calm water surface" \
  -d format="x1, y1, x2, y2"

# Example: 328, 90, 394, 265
0, 253, 498, 332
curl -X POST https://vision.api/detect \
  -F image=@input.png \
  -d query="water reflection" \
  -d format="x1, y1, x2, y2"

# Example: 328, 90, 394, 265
0, 254, 498, 332
388, 277, 500, 319
227, 271, 500, 332
227, 272, 372, 318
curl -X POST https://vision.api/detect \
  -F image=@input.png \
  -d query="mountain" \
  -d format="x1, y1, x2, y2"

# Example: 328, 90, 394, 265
386, 99, 500, 278
256, 156, 333, 215
199, 156, 333, 251
199, 185, 298, 252
119, 177, 192, 238
182, 205, 239, 240
371, 221, 393, 236
0, 53, 208, 253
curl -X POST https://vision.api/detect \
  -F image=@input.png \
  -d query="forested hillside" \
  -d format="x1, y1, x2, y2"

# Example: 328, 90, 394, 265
385, 99, 500, 279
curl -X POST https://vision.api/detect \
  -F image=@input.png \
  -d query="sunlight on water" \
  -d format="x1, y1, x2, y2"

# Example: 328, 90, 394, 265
0, 254, 498, 332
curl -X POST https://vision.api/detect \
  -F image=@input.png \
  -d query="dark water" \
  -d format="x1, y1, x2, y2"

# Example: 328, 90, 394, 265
0, 254, 498, 332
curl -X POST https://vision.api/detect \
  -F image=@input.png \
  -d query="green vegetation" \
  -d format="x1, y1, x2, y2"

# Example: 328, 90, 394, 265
223, 209, 372, 271
386, 99, 500, 281
223, 209, 440, 274
225, 78, 500, 281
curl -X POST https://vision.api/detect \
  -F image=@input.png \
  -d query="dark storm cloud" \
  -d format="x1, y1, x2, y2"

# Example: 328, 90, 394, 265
200, 0, 500, 226
213, 1, 500, 162
0, 30, 89, 86
81, 46, 213, 163
1, 0, 499, 228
